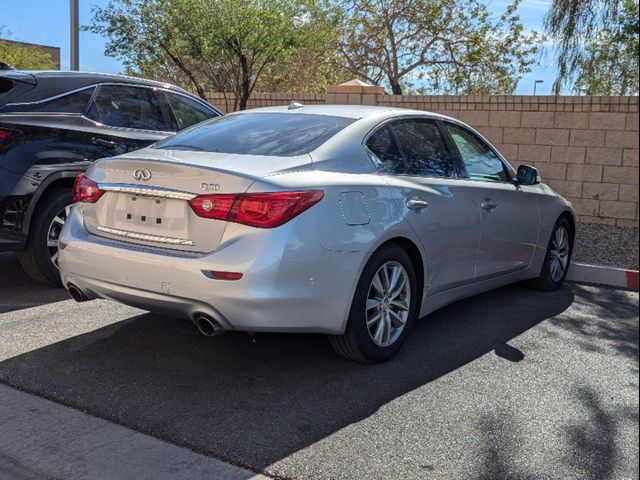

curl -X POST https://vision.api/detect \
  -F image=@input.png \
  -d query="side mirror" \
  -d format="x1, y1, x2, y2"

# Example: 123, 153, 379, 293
517, 164, 541, 185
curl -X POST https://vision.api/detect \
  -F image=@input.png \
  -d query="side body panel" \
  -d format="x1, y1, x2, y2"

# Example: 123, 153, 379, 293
0, 116, 90, 247
474, 181, 541, 280
382, 176, 481, 294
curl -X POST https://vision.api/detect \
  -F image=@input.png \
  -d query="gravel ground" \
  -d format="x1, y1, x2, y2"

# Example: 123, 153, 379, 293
573, 223, 639, 270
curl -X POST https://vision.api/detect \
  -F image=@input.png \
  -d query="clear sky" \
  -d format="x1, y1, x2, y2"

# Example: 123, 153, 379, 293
2, 0, 559, 94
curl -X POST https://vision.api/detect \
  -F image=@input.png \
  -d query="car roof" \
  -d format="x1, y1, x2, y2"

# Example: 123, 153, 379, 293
247, 104, 455, 121
16, 70, 187, 91
1, 70, 193, 104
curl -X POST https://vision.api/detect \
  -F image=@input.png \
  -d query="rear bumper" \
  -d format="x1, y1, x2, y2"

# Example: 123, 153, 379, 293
59, 206, 366, 334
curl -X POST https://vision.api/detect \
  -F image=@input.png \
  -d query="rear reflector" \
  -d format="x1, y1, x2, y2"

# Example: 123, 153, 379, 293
72, 173, 104, 203
202, 270, 243, 281
189, 190, 324, 228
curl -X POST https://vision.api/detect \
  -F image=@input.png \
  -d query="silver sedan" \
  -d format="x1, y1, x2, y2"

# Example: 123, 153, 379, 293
59, 105, 575, 363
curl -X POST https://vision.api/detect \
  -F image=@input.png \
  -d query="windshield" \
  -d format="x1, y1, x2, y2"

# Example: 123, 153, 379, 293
154, 112, 354, 156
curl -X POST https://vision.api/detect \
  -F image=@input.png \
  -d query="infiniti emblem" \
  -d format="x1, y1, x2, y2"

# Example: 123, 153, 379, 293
133, 169, 152, 181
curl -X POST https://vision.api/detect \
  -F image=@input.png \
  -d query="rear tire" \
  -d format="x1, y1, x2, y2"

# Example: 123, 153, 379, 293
329, 244, 419, 363
527, 217, 573, 292
18, 188, 73, 286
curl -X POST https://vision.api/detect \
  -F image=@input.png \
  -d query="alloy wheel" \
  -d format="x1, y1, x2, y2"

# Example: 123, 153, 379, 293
366, 261, 411, 348
46, 204, 72, 268
549, 225, 570, 282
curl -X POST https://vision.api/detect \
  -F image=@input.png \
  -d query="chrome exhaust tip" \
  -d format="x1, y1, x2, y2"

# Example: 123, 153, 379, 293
67, 284, 88, 302
194, 314, 224, 337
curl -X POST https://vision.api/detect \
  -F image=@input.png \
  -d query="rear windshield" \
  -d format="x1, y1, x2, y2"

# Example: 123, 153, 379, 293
154, 112, 355, 156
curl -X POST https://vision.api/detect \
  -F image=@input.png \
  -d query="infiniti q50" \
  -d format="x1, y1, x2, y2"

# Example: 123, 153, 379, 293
58, 105, 574, 363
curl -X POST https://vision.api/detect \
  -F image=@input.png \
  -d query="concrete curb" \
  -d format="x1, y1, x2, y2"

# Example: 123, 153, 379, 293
568, 262, 640, 291
0, 384, 270, 480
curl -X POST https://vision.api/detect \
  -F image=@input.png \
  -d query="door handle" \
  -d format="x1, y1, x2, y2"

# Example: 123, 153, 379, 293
407, 199, 430, 210
91, 137, 119, 149
481, 199, 498, 210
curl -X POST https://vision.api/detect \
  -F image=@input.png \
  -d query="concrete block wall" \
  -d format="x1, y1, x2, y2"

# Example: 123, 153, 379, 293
206, 92, 325, 112
206, 88, 639, 228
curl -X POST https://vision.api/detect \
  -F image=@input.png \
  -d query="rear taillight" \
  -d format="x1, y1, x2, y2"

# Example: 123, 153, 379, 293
189, 190, 324, 228
189, 194, 238, 221
0, 128, 17, 141
72, 173, 104, 203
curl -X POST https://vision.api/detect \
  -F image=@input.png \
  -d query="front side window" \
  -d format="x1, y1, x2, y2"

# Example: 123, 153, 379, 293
87, 85, 171, 131
366, 125, 405, 174
391, 119, 455, 178
446, 124, 508, 182
2, 86, 94, 114
155, 112, 355, 156
165, 92, 217, 130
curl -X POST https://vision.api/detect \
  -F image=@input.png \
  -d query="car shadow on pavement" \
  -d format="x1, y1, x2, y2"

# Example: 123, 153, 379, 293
548, 284, 639, 364
0, 253, 68, 313
0, 283, 576, 472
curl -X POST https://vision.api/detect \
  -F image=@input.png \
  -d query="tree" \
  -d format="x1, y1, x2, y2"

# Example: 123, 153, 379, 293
337, 0, 539, 95
254, 5, 351, 93
544, 0, 639, 94
89, 0, 339, 109
0, 27, 56, 70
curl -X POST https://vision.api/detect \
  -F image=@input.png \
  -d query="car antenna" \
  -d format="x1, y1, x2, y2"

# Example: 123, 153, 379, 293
288, 101, 303, 110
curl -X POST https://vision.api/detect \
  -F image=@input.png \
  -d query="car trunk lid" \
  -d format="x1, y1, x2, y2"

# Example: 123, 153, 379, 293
82, 149, 311, 253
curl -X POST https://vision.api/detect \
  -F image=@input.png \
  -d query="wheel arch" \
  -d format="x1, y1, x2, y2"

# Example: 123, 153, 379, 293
559, 209, 576, 242
368, 236, 426, 303
22, 171, 80, 235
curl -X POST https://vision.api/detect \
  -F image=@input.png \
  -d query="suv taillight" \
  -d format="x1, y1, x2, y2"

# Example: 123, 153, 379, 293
0, 128, 17, 141
189, 190, 324, 228
72, 173, 104, 203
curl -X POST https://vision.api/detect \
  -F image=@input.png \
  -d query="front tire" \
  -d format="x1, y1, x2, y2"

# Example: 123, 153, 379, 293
528, 217, 573, 292
329, 244, 419, 363
18, 188, 73, 286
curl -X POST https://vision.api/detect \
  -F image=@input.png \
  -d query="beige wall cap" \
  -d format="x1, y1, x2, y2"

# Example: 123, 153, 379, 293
327, 79, 385, 95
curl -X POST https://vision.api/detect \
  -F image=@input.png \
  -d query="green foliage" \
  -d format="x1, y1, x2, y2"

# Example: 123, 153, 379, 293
88, 0, 342, 109
337, 0, 539, 95
0, 26, 56, 70
573, 0, 639, 94
544, 0, 639, 94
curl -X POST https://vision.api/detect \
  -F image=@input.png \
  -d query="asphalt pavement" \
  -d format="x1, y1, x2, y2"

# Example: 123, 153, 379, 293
0, 252, 638, 480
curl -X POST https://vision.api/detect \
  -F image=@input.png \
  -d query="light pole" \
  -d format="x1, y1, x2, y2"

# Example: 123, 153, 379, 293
533, 79, 544, 95
70, 0, 79, 70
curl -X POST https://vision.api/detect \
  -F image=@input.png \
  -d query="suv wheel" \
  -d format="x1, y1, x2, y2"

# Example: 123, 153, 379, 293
18, 188, 72, 286
329, 244, 418, 363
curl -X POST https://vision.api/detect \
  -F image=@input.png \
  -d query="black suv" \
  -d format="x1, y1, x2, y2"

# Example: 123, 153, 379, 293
0, 71, 221, 285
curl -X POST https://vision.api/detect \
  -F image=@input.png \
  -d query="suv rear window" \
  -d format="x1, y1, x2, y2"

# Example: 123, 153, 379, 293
154, 112, 355, 156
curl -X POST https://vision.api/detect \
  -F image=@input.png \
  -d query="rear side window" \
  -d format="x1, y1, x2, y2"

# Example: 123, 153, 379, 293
155, 113, 355, 156
165, 92, 217, 130
366, 125, 405, 174
446, 124, 508, 182
0, 78, 15, 94
2, 86, 94, 113
391, 119, 455, 178
87, 85, 171, 131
